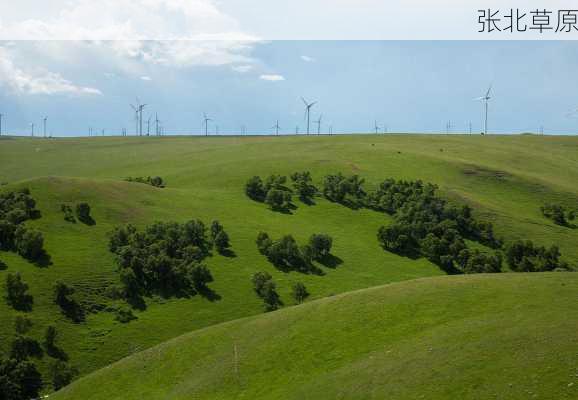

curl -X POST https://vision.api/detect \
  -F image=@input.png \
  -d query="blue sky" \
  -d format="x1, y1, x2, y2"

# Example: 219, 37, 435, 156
1, 40, 578, 136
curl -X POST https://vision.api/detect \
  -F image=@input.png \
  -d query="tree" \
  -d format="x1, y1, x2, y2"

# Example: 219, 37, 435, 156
291, 282, 309, 304
190, 263, 213, 289
308, 234, 333, 260
265, 189, 292, 212
245, 176, 266, 201
5, 272, 33, 311
214, 230, 230, 254
256, 232, 272, 254
290, 171, 317, 202
210, 220, 224, 241
260, 280, 281, 311
0, 357, 43, 400
44, 325, 58, 350
14, 316, 32, 335
149, 176, 165, 188
48, 360, 78, 391
75, 202, 93, 224
14, 226, 44, 261
251, 271, 273, 295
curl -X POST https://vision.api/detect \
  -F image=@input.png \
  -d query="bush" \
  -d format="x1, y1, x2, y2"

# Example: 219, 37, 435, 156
14, 226, 44, 261
251, 272, 281, 311
114, 307, 137, 323
0, 357, 43, 400
291, 282, 309, 304
125, 176, 165, 188
108, 220, 218, 299
265, 189, 292, 212
44, 325, 58, 349
322, 173, 365, 205
290, 171, 317, 202
541, 203, 575, 226
10, 335, 43, 361
14, 316, 33, 335
506, 240, 567, 272
61, 204, 76, 223
256, 232, 273, 254
75, 202, 93, 224
308, 234, 333, 260
5, 272, 33, 311
245, 176, 266, 201
0, 258, 6, 270
54, 281, 84, 322
48, 360, 78, 391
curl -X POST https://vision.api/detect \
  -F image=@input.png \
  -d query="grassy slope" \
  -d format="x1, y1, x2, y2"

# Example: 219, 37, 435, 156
0, 134, 577, 381
53, 273, 578, 400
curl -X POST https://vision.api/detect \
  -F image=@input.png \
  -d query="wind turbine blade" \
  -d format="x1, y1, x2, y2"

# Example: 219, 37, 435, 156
486, 84, 492, 98
473, 96, 485, 101
301, 97, 309, 106
310, 101, 317, 108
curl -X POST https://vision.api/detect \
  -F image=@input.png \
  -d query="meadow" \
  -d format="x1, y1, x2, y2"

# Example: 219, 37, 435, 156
0, 133, 577, 391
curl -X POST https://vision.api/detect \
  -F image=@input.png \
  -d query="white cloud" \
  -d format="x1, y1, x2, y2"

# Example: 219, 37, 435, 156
140, 76, 152, 81
0, 0, 260, 68
301, 55, 315, 62
260, 74, 285, 81
232, 65, 253, 73
0, 46, 102, 96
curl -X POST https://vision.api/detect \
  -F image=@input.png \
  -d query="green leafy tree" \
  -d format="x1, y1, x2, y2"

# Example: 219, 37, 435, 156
5, 272, 33, 311
75, 202, 93, 224
214, 230, 230, 254
265, 189, 292, 212
245, 176, 266, 201
0, 358, 43, 400
14, 226, 44, 261
308, 234, 333, 260
48, 360, 78, 391
291, 282, 309, 304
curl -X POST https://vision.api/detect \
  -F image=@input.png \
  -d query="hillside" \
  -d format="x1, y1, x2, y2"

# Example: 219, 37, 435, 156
1, 134, 577, 386
53, 273, 578, 400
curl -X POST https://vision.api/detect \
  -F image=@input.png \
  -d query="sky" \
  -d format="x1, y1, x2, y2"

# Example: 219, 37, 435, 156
0, 0, 577, 136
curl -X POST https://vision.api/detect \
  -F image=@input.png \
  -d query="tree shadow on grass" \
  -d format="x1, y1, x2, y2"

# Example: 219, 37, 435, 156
78, 216, 96, 226
196, 286, 221, 302
33, 251, 52, 268
318, 254, 343, 269
218, 248, 237, 258
46, 344, 69, 361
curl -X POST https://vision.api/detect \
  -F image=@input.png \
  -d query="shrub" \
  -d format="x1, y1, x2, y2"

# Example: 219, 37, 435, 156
14, 226, 44, 261
48, 360, 78, 391
5, 272, 33, 311
44, 325, 58, 349
10, 335, 43, 361
214, 230, 230, 254
61, 204, 76, 223
75, 202, 93, 224
506, 240, 566, 272
125, 176, 165, 188
265, 189, 292, 212
308, 234, 333, 260
114, 307, 137, 323
290, 171, 317, 202
251, 272, 281, 311
291, 282, 309, 304
541, 203, 575, 226
0, 357, 43, 399
323, 173, 365, 205
14, 316, 33, 335
54, 281, 84, 322
256, 232, 273, 254
245, 176, 266, 201
0, 257, 6, 270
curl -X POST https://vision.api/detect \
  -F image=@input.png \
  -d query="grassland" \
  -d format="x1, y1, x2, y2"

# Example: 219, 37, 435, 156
53, 272, 578, 400
0, 134, 577, 386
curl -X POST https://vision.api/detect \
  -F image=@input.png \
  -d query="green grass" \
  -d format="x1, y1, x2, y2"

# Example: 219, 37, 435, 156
53, 272, 578, 400
1, 134, 577, 386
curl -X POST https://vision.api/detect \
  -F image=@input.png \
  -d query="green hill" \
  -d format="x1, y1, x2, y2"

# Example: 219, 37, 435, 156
1, 134, 577, 389
53, 273, 578, 400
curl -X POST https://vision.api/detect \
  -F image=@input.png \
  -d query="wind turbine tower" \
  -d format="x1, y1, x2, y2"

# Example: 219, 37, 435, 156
301, 97, 317, 135
475, 85, 492, 135
30, 123, 34, 137
374, 120, 381, 134
203, 113, 212, 136
272, 120, 281, 136
43, 117, 48, 138
0, 113, 3, 136
315, 114, 323, 135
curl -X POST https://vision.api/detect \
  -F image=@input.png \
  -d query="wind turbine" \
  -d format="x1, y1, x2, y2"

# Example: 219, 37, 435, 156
301, 97, 317, 135
43, 116, 48, 138
315, 114, 323, 135
146, 116, 151, 136
155, 113, 160, 136
30, 123, 34, 137
374, 120, 381, 134
203, 113, 212, 136
475, 84, 492, 135
130, 103, 139, 135
272, 120, 281, 136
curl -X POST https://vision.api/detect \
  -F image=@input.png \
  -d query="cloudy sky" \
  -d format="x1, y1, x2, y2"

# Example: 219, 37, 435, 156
0, 0, 578, 136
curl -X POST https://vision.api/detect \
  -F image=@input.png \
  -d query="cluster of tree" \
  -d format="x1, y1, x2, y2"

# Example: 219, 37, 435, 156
60, 202, 94, 225
505, 240, 568, 272
372, 179, 502, 273
108, 219, 227, 301
125, 176, 165, 188
256, 232, 333, 273
5, 272, 33, 311
540, 203, 575, 227
61, 204, 76, 223
291, 282, 309, 304
251, 272, 281, 311
322, 173, 366, 207
0, 189, 48, 264
54, 281, 84, 322
0, 318, 76, 399
245, 172, 319, 211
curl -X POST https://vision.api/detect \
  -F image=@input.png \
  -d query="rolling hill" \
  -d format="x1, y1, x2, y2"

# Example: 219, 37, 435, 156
52, 273, 578, 400
0, 134, 577, 391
